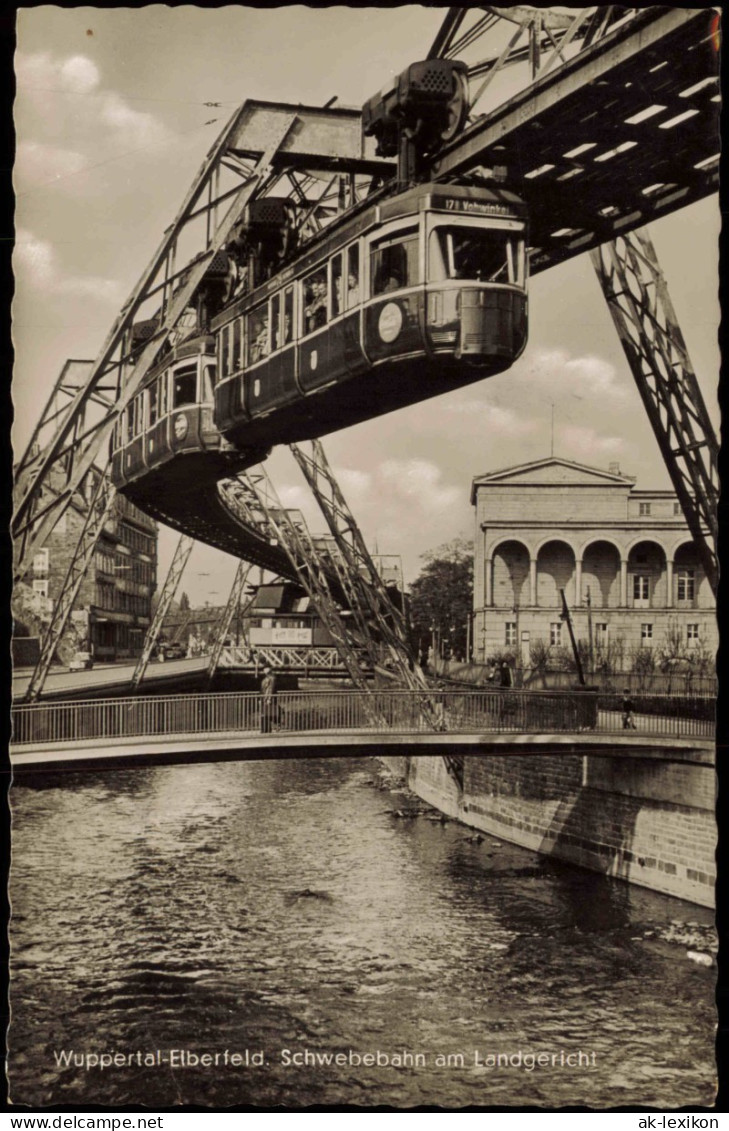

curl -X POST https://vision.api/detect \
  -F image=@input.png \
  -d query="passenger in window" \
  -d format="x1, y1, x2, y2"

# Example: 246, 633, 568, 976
347, 272, 359, 306
374, 260, 404, 294
250, 314, 269, 363
305, 275, 327, 333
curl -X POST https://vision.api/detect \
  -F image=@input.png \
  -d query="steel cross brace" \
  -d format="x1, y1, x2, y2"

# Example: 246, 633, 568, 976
428, 5, 630, 114
206, 559, 255, 684
590, 230, 719, 594
234, 466, 382, 701
131, 533, 195, 690
288, 442, 446, 733
289, 440, 432, 694
23, 471, 117, 703
219, 645, 355, 672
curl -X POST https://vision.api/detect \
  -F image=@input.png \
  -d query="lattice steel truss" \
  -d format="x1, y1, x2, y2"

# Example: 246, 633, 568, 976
219, 645, 353, 673
590, 231, 719, 594
23, 472, 117, 703
206, 560, 255, 683
229, 466, 376, 695
14, 6, 720, 708
13, 103, 392, 584
131, 534, 195, 690
429, 6, 637, 114
290, 440, 432, 693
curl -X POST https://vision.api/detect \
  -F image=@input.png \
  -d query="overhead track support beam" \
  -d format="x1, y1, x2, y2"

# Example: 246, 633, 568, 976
590, 230, 719, 595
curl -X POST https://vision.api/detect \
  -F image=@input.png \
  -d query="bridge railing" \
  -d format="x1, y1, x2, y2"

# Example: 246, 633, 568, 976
10, 688, 713, 747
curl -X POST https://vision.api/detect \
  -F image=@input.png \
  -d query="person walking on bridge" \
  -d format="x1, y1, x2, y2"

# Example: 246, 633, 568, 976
260, 667, 279, 734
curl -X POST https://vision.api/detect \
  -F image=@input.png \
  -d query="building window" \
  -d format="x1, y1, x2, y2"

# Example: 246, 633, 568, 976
687, 623, 700, 645
639, 502, 651, 516
32, 579, 49, 599
550, 622, 562, 646
640, 623, 653, 643
505, 622, 517, 646
32, 548, 49, 575
677, 570, 695, 602
595, 622, 609, 642
673, 502, 681, 516
633, 575, 650, 607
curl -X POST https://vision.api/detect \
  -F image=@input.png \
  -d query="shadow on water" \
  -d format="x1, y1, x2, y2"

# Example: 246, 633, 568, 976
11, 766, 160, 796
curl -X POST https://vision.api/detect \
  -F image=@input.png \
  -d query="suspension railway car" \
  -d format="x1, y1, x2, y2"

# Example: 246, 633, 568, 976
213, 181, 528, 452
109, 179, 527, 569
108, 334, 291, 576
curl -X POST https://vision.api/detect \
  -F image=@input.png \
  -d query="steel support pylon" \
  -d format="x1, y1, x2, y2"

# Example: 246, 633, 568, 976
131, 534, 195, 690
289, 440, 432, 693
233, 453, 446, 731
590, 230, 719, 594
234, 467, 378, 697
23, 471, 117, 703
206, 560, 255, 684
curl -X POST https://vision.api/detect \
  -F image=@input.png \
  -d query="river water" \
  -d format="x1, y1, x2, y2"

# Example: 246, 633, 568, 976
9, 756, 716, 1108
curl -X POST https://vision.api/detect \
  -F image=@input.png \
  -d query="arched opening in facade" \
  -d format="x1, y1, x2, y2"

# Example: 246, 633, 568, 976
536, 539, 576, 608
491, 540, 530, 609
582, 540, 621, 609
627, 540, 667, 609
673, 541, 703, 609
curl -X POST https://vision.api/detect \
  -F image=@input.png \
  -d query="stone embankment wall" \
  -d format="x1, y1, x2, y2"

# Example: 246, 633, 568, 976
380, 747, 715, 908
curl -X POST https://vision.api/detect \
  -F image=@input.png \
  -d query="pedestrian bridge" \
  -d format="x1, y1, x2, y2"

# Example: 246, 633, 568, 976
11, 687, 713, 773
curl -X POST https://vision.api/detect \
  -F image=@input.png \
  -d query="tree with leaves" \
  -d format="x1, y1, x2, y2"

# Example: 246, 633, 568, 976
408, 537, 473, 664
179, 591, 191, 612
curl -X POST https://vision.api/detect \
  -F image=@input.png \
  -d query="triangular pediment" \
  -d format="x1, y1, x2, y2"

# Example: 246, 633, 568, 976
472, 457, 634, 492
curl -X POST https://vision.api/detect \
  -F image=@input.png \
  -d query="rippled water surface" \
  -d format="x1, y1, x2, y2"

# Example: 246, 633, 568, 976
10, 757, 716, 1107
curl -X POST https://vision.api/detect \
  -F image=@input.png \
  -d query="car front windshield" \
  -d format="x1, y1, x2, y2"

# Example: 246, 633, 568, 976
429, 226, 524, 285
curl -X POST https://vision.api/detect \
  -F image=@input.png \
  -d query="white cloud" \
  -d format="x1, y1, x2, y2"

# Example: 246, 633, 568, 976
379, 459, 461, 510
15, 50, 172, 190
14, 228, 123, 304
276, 484, 310, 511
59, 54, 101, 93
15, 140, 87, 187
526, 348, 628, 399
334, 468, 372, 498
443, 398, 537, 436
99, 90, 169, 147
560, 424, 625, 456
16, 50, 101, 94
14, 229, 55, 288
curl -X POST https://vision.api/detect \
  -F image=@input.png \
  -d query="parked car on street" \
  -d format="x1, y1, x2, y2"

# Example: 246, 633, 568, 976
157, 640, 187, 662
69, 650, 94, 672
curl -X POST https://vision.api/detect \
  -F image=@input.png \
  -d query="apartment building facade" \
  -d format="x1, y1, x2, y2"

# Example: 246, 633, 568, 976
25, 469, 158, 661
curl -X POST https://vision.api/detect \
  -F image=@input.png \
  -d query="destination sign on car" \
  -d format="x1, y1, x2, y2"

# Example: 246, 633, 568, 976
441, 199, 519, 217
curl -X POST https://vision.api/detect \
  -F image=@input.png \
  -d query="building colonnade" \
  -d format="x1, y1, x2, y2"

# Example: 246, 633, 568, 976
483, 535, 704, 611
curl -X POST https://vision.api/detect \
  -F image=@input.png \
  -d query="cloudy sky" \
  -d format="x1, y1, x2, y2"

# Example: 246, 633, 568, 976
13, 6, 720, 605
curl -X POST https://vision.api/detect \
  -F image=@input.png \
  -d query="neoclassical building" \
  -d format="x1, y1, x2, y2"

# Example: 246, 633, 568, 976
470, 457, 716, 665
